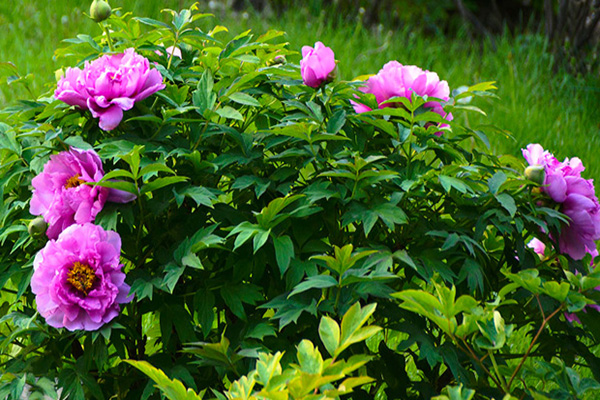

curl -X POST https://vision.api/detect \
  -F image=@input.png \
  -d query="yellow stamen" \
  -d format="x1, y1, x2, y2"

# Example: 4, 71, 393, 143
67, 262, 97, 295
65, 174, 86, 189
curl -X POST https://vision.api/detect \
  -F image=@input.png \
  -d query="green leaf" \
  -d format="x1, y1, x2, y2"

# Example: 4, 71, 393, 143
90, 180, 138, 195
327, 109, 347, 134
273, 235, 294, 275
162, 263, 185, 293
135, 17, 172, 29
141, 176, 188, 195
245, 322, 276, 340
193, 70, 217, 115
372, 203, 407, 229
337, 303, 381, 357
182, 253, 203, 270
129, 278, 156, 301
543, 281, 570, 302
216, 106, 244, 121
439, 175, 469, 194
475, 311, 510, 350
289, 275, 338, 297
253, 228, 271, 253
220, 283, 263, 320
319, 316, 340, 357
495, 193, 516, 217
393, 290, 454, 335
194, 290, 215, 338
488, 171, 507, 195
255, 352, 284, 387
219, 33, 252, 60
297, 340, 323, 374
124, 360, 203, 400
228, 92, 261, 107
139, 163, 176, 177
173, 186, 217, 208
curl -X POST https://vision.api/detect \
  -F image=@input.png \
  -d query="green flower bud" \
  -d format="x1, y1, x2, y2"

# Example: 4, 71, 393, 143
525, 165, 545, 185
28, 217, 47, 238
90, 0, 111, 23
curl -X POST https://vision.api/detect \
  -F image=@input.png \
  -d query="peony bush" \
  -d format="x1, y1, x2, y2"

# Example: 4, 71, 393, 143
1, 3, 600, 400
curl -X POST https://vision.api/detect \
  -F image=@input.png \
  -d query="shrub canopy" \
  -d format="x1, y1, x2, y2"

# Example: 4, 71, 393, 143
1, 4, 600, 400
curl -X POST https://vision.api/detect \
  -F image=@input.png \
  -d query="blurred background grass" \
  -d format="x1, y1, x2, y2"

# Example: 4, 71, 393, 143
0, 0, 598, 179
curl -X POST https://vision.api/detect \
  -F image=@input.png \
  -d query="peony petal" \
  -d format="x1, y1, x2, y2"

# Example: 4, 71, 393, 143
545, 173, 568, 203
98, 105, 124, 131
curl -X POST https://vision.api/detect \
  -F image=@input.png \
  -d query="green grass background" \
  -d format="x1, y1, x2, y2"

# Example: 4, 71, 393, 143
1, 0, 598, 179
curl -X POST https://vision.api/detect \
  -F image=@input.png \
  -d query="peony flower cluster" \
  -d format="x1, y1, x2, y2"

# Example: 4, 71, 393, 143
55, 48, 165, 131
523, 144, 600, 260
30, 147, 136, 239
29, 147, 135, 330
300, 42, 336, 88
352, 61, 453, 133
31, 223, 133, 331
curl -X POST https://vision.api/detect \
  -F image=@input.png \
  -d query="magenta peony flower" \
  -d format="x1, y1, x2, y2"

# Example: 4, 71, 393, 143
300, 42, 336, 88
30, 147, 136, 239
522, 144, 600, 260
55, 48, 165, 131
31, 223, 133, 331
559, 193, 600, 260
352, 61, 453, 132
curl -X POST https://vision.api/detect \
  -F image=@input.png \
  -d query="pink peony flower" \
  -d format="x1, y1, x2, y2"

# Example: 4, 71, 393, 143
522, 144, 600, 260
55, 48, 165, 131
31, 223, 133, 331
30, 147, 136, 239
300, 42, 336, 88
352, 61, 453, 133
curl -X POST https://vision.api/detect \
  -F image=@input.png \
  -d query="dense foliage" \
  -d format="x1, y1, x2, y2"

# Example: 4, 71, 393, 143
1, 3, 600, 399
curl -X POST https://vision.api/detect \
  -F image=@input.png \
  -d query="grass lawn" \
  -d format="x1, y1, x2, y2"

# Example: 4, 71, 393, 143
1, 0, 598, 179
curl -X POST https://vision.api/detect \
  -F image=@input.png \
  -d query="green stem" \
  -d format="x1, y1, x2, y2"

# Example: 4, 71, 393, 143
167, 33, 179, 70
101, 22, 115, 52
489, 350, 509, 393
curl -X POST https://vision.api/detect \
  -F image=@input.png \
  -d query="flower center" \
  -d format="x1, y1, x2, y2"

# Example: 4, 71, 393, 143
65, 174, 86, 189
67, 262, 97, 296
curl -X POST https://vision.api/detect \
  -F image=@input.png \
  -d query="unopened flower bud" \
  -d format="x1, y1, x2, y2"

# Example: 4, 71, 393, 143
28, 217, 47, 238
90, 0, 111, 23
525, 165, 545, 185
300, 42, 336, 88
